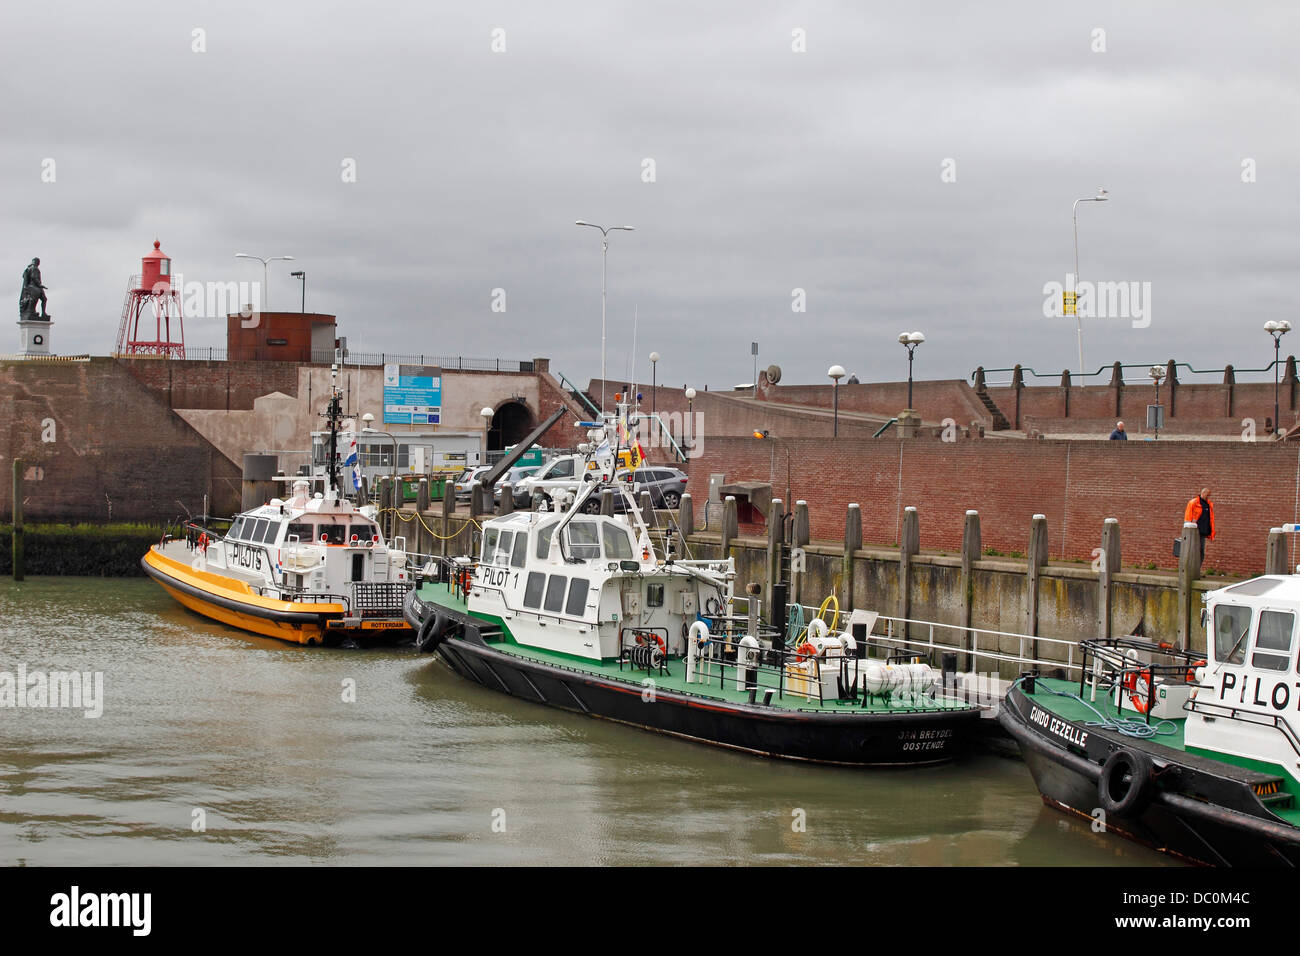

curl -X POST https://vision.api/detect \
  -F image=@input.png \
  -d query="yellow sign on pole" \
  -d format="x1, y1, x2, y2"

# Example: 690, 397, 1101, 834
1063, 291, 1077, 316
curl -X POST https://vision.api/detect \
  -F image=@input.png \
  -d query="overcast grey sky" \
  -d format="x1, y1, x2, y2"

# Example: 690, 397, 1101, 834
3, 1, 1297, 389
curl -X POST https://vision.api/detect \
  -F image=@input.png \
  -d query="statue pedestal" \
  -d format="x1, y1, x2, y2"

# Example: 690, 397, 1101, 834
17, 317, 53, 357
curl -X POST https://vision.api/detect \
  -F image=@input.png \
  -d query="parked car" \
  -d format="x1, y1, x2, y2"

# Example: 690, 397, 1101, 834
454, 465, 492, 501
512, 454, 585, 508
493, 465, 539, 504
565, 466, 689, 515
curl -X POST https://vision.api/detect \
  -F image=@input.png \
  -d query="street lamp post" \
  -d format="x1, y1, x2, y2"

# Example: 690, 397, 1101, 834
684, 386, 696, 453
290, 270, 306, 312
1148, 365, 1166, 440
828, 364, 846, 436
898, 332, 925, 410
575, 220, 635, 414
235, 252, 295, 312
1071, 187, 1109, 375
1266, 320, 1292, 436
649, 351, 660, 444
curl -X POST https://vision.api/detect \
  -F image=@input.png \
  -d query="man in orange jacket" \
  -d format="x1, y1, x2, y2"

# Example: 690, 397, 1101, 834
1184, 488, 1215, 562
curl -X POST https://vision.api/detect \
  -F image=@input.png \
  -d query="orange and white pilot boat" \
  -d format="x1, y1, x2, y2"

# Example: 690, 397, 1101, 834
143, 477, 415, 645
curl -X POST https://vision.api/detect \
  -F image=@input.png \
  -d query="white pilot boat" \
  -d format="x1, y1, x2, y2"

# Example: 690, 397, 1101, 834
143, 367, 414, 645
405, 402, 980, 765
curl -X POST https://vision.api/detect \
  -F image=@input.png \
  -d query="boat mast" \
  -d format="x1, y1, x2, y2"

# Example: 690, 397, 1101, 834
324, 362, 344, 498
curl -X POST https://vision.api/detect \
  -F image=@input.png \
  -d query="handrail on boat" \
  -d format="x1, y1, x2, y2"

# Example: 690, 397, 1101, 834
1188, 698, 1300, 762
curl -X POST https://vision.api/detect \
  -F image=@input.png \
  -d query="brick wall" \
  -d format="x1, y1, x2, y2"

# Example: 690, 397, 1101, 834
686, 435, 1300, 577
119, 357, 302, 411
1, 358, 241, 522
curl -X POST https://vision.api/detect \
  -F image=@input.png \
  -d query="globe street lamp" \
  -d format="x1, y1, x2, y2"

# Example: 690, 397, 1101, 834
234, 252, 295, 312
1071, 187, 1109, 375
575, 220, 635, 414
1147, 365, 1166, 440
1266, 320, 1292, 436
360, 412, 398, 473
684, 386, 696, 453
828, 364, 846, 437
649, 351, 660, 439
898, 332, 925, 410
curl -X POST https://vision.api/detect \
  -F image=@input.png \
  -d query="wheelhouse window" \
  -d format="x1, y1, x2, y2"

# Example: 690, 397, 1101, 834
494, 530, 514, 567
565, 520, 600, 561
481, 528, 499, 563
544, 575, 567, 613
523, 572, 545, 609
535, 521, 558, 559
510, 531, 528, 568
249, 518, 270, 543
287, 522, 312, 543
319, 524, 347, 545
1214, 605, 1251, 665
228, 517, 247, 540
565, 578, 590, 617
602, 522, 634, 560
259, 520, 282, 544
1253, 610, 1294, 672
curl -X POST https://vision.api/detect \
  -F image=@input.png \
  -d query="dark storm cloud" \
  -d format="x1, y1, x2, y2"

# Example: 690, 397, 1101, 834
1, 1, 1296, 389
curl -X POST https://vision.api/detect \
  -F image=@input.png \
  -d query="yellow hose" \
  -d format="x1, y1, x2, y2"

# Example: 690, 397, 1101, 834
817, 594, 840, 633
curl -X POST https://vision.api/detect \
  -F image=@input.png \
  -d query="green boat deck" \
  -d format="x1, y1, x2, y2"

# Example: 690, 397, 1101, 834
1027, 677, 1187, 750
416, 582, 975, 716
1025, 677, 1300, 824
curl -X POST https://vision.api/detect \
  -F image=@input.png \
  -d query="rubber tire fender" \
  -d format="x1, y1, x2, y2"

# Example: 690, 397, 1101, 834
415, 611, 449, 653
1097, 747, 1155, 818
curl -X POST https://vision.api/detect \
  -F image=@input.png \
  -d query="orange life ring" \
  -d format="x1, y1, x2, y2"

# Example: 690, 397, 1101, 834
637, 632, 667, 655
198, 532, 209, 553
1123, 667, 1152, 714
1186, 660, 1206, 684
796, 641, 818, 662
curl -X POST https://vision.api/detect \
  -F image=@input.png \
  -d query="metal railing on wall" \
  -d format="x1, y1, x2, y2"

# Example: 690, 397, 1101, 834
975, 358, 1292, 388
155, 347, 534, 372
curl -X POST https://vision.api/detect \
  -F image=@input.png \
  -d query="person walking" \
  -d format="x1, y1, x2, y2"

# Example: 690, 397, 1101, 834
1109, 420, 1127, 440
1184, 488, 1215, 562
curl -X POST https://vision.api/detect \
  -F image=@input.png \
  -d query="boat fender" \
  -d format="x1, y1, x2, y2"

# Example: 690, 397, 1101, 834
415, 611, 449, 653
862, 663, 887, 696
1097, 747, 1154, 818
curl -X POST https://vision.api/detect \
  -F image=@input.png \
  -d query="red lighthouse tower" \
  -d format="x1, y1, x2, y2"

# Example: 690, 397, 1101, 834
114, 240, 186, 358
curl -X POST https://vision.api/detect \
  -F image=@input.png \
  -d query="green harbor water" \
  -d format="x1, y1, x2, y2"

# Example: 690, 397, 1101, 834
0, 577, 1172, 866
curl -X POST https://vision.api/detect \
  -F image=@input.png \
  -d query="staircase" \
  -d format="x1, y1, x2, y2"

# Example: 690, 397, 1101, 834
976, 390, 1012, 431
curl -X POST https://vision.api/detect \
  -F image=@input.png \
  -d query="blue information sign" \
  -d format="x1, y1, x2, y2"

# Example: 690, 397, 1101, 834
383, 364, 442, 425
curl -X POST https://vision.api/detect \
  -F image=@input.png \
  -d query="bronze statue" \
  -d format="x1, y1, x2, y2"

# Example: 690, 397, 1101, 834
19, 258, 49, 320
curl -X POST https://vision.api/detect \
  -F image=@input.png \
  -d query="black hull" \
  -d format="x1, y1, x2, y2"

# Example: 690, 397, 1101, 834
999, 686, 1300, 866
405, 588, 980, 766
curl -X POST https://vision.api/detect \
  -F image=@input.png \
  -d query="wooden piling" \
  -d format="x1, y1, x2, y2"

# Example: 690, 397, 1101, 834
12, 459, 23, 582
842, 503, 861, 612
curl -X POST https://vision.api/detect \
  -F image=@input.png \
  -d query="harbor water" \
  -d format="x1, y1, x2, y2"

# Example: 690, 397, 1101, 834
0, 577, 1171, 866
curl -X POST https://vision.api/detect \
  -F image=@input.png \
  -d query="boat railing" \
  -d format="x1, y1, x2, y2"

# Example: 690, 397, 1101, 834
731, 595, 1088, 681
350, 580, 415, 618
1187, 698, 1300, 760
620, 626, 939, 710
1076, 636, 1204, 723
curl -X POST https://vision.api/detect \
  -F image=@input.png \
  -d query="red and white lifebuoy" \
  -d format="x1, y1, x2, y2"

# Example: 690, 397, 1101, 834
1123, 667, 1153, 714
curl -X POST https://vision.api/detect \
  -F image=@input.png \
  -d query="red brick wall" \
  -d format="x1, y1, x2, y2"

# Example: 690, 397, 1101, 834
686, 435, 1300, 576
1, 358, 241, 521
119, 358, 302, 411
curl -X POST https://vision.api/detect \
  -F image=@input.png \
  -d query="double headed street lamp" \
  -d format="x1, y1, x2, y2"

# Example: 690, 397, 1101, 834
1071, 187, 1109, 375
898, 332, 925, 410
575, 220, 635, 414
1266, 320, 1292, 436
1148, 365, 1166, 440
235, 252, 295, 312
828, 364, 846, 436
